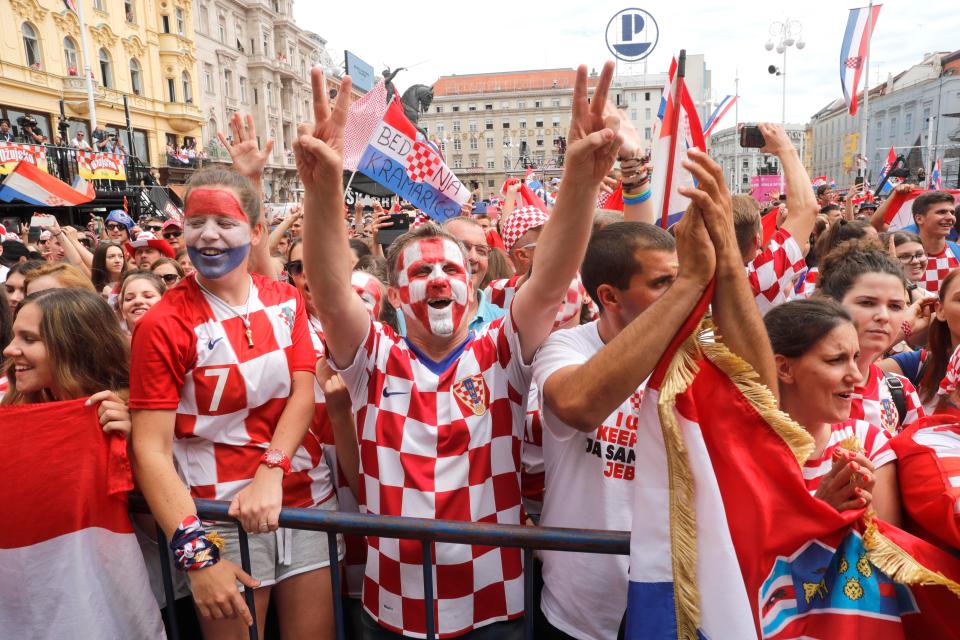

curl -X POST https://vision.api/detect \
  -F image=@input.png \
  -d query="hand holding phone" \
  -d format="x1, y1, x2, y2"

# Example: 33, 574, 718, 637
739, 125, 765, 148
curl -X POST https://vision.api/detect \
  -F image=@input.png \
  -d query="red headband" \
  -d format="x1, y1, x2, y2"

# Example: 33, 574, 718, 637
184, 188, 248, 222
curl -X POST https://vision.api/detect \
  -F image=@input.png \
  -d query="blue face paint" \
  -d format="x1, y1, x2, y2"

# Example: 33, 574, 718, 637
187, 244, 250, 279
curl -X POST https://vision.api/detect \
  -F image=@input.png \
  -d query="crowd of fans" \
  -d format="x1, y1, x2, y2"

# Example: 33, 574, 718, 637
2, 62, 960, 640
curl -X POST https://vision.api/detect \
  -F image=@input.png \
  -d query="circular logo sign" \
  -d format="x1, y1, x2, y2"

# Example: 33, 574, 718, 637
605, 8, 659, 62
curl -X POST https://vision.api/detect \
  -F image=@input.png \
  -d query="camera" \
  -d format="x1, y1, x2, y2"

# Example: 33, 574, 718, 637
16, 115, 38, 130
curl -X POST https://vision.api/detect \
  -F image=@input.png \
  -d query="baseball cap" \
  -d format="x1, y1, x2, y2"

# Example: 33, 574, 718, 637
105, 210, 134, 230
125, 232, 175, 259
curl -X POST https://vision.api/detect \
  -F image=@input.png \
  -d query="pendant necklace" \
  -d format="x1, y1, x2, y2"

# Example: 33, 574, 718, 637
197, 276, 255, 347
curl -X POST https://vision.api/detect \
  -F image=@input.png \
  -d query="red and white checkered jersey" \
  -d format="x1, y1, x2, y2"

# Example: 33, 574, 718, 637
307, 318, 366, 598
0, 376, 7, 397
521, 384, 545, 513
803, 419, 896, 493
795, 266, 818, 299
919, 244, 960, 294
746, 228, 806, 315
484, 274, 589, 329
129, 274, 330, 508
333, 314, 530, 637
849, 364, 925, 434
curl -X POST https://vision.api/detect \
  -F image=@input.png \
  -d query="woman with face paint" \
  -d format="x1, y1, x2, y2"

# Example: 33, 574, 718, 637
129, 167, 340, 639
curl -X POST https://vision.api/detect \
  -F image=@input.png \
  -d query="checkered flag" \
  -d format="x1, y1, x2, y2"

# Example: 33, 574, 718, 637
343, 81, 389, 172
405, 142, 442, 183
845, 56, 862, 69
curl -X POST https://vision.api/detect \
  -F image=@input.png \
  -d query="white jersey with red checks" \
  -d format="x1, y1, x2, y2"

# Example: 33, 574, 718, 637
484, 274, 589, 329
795, 266, 818, 299
746, 228, 806, 315
129, 274, 331, 508
920, 244, 960, 294
521, 384, 545, 514
803, 419, 896, 493
333, 315, 530, 638
307, 318, 366, 598
849, 364, 925, 434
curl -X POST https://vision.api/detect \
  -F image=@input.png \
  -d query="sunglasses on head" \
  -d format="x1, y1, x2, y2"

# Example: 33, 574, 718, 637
284, 260, 303, 277
106, 222, 125, 232
158, 273, 180, 284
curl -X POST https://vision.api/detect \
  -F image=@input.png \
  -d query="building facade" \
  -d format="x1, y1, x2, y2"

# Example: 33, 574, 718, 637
1, 0, 203, 175
418, 57, 711, 199
709, 123, 806, 194
192, 0, 337, 202
808, 51, 960, 188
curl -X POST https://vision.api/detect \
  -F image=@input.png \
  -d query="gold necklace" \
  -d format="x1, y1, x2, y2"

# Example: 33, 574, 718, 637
197, 276, 255, 347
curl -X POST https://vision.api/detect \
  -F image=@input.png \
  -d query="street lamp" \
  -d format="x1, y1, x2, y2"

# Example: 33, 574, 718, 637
765, 18, 804, 124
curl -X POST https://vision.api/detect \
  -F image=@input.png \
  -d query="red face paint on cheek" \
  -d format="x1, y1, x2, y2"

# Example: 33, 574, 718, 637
351, 271, 383, 320
395, 238, 470, 336
184, 188, 248, 223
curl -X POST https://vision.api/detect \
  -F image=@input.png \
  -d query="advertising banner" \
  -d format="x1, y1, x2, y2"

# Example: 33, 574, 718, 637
77, 151, 126, 180
0, 143, 48, 175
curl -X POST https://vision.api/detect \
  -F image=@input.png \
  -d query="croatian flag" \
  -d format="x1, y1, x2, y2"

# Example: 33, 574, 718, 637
930, 159, 943, 190
840, 5, 882, 116
345, 84, 470, 223
624, 292, 960, 639
883, 187, 960, 230
878, 146, 900, 194
811, 176, 828, 188
0, 160, 95, 206
651, 56, 706, 228
0, 399, 164, 638
703, 95, 737, 139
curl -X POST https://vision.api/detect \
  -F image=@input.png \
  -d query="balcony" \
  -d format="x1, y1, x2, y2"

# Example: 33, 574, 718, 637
277, 60, 297, 79
247, 54, 276, 70
164, 102, 204, 133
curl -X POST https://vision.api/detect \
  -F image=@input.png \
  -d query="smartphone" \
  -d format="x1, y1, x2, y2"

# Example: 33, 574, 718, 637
855, 176, 864, 187
379, 213, 411, 247
739, 125, 765, 148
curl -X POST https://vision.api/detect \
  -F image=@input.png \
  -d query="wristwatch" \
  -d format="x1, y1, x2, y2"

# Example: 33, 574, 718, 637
260, 448, 292, 475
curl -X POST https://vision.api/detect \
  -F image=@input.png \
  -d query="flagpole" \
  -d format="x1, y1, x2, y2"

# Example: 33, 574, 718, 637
74, 0, 98, 131
858, 2, 873, 181
660, 49, 686, 229
734, 70, 740, 193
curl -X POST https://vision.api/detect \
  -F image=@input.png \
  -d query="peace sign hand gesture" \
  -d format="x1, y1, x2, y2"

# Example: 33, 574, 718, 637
563, 61, 622, 188
293, 69, 352, 198
217, 113, 273, 181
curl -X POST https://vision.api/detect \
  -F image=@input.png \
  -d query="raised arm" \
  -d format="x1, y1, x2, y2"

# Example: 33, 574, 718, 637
871, 182, 915, 231
681, 149, 778, 397
512, 61, 622, 363
759, 123, 817, 254
268, 207, 301, 254
604, 101, 653, 224
295, 70, 369, 368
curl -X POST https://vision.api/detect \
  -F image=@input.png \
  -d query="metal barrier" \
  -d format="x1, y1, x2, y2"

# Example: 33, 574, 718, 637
128, 494, 630, 640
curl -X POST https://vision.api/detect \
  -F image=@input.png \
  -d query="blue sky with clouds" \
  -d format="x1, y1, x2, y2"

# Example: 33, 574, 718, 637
297, 1, 959, 124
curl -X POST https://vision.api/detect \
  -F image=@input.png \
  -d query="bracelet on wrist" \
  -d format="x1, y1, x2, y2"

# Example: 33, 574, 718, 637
623, 189, 652, 205
169, 515, 224, 571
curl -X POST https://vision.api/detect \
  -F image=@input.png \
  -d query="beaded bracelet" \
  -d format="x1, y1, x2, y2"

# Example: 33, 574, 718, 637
170, 514, 224, 571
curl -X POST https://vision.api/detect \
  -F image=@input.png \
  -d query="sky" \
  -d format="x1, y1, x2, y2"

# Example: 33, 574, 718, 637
296, 0, 959, 126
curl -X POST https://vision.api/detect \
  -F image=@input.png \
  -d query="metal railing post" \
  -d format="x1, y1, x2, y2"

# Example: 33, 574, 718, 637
326, 532, 346, 640
523, 547, 534, 640
155, 523, 180, 640
422, 541, 436, 640
237, 526, 259, 640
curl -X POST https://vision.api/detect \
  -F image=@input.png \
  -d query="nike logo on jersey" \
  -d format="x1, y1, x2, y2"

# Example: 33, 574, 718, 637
382, 387, 410, 398
207, 337, 223, 350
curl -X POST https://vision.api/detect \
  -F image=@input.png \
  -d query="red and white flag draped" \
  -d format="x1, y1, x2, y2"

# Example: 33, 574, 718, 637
625, 289, 960, 639
883, 188, 960, 231
651, 54, 706, 229
0, 399, 164, 638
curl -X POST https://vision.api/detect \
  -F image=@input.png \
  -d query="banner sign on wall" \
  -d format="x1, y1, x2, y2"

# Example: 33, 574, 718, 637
77, 152, 126, 180
0, 143, 48, 175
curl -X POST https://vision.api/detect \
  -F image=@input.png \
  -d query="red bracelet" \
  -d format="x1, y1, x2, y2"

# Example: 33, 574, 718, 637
260, 448, 292, 475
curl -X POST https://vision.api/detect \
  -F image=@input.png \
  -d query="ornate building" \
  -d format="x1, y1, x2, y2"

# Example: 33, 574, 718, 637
0, 0, 203, 177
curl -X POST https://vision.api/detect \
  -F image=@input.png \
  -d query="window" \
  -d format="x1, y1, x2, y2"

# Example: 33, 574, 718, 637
552, 100, 560, 108
218, 14, 226, 43
503, 156, 510, 169
129, 58, 142, 95
535, 119, 543, 128
500, 101, 510, 109
470, 156, 479, 168
453, 138, 461, 150
63, 37, 78, 74
905, 111, 913, 134
98, 48, 113, 88
223, 69, 233, 98
519, 119, 526, 129
452, 105, 460, 112
167, 77, 176, 102
125, 0, 135, 23
485, 119, 493, 130
440, 141, 446, 153
181, 71, 192, 103
645, 108, 652, 120
534, 100, 542, 108
536, 138, 544, 147
517, 101, 526, 109
469, 137, 478, 150
262, 29, 271, 56
552, 116, 560, 127
874, 120, 882, 141
22, 23, 41, 68
235, 20, 244, 49
485, 104, 493, 110
436, 123, 445, 135
161, 15, 170, 33
468, 104, 476, 111
175, 7, 185, 35
630, 110, 637, 121
889, 116, 897, 139
645, 92, 651, 101
485, 137, 493, 149
453, 156, 462, 169
199, 5, 209, 33
502, 121, 510, 129
203, 64, 213, 93
93, 0, 104, 9
488, 179, 495, 187
468, 120, 477, 133
452, 120, 461, 132
266, 81, 273, 106
253, 88, 258, 104
239, 77, 247, 103
644, 127, 652, 140
435, 106, 443, 113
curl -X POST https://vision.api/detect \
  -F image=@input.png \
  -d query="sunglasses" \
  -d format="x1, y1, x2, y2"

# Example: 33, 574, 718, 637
284, 260, 304, 277
158, 273, 180, 284
144, 224, 163, 233
163, 230, 182, 240
106, 222, 126, 232
78, 238, 93, 248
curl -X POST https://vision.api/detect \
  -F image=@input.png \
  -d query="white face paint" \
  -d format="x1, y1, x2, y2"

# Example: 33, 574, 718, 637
396, 238, 470, 337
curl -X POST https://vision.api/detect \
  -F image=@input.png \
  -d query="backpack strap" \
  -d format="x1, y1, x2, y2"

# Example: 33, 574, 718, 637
883, 371, 907, 427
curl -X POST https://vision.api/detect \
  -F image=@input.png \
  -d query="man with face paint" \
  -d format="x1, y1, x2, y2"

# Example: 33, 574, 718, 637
296, 63, 624, 639
130, 168, 340, 638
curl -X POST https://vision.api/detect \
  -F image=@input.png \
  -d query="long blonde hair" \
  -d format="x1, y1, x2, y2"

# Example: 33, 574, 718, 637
2, 289, 129, 404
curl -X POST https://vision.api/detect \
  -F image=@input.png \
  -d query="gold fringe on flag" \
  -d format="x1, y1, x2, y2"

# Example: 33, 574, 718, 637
862, 517, 960, 597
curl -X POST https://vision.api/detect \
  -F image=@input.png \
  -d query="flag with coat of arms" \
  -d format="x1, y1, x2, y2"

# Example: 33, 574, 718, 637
929, 159, 942, 190
625, 287, 960, 639
840, 5, 882, 115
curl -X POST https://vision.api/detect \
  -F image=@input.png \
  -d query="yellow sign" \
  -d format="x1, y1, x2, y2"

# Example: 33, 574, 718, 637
77, 151, 126, 180
0, 142, 48, 175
